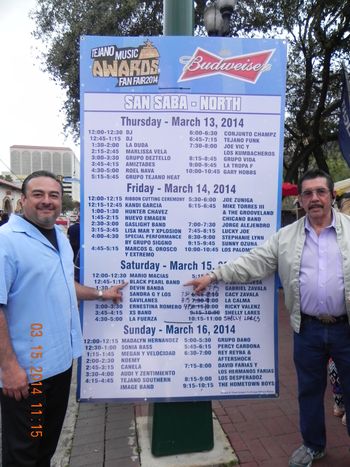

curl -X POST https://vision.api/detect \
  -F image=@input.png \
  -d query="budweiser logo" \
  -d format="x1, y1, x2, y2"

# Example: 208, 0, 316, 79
178, 47, 275, 83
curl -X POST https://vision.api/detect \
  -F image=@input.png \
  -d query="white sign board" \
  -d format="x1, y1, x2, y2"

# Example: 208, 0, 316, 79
79, 36, 287, 401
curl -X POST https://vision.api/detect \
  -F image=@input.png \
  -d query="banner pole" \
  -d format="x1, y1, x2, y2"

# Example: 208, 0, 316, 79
149, 0, 215, 457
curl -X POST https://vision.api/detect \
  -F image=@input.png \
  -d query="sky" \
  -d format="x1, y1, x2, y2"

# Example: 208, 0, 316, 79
0, 0, 80, 174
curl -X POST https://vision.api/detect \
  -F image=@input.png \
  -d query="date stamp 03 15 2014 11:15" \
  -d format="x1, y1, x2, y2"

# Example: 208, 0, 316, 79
29, 322, 44, 439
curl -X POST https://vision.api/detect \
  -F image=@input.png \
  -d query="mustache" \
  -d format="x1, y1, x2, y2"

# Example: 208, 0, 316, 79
308, 203, 323, 209
38, 205, 55, 210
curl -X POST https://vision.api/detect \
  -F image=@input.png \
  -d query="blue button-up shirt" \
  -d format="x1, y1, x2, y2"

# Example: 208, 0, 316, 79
0, 215, 84, 384
300, 214, 346, 316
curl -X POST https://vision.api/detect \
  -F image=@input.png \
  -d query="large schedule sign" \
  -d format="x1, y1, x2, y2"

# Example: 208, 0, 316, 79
79, 36, 287, 401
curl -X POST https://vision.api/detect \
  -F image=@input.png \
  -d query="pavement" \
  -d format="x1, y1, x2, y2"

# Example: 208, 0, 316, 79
2, 290, 350, 466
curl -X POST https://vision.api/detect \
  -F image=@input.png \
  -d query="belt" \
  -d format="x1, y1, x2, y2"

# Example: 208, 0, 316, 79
300, 312, 348, 325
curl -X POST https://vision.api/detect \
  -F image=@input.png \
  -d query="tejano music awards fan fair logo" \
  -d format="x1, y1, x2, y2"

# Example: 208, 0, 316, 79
91, 40, 160, 87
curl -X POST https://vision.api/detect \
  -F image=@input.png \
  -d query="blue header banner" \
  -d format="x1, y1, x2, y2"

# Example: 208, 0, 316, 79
80, 35, 287, 96
339, 68, 350, 167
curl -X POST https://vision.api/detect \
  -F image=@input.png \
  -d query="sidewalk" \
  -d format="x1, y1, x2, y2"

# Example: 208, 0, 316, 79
2, 290, 350, 466
212, 292, 350, 466
62, 291, 350, 466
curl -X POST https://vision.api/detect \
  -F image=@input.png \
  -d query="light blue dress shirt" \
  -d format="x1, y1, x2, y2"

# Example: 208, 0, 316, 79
0, 214, 84, 384
300, 214, 346, 316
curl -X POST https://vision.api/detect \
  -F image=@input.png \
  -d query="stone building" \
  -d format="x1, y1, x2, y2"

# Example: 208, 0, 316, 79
0, 179, 22, 214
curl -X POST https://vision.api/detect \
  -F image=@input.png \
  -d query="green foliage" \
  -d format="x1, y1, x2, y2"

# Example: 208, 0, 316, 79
62, 193, 75, 213
282, 1, 350, 180
31, 0, 350, 182
327, 151, 350, 182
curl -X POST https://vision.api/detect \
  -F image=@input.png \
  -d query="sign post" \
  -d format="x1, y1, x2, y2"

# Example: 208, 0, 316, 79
151, 1, 214, 456
163, 0, 194, 36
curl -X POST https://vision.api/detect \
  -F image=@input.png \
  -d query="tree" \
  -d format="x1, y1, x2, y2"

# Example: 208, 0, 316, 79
62, 193, 75, 213
280, 1, 350, 181
327, 148, 350, 181
31, 0, 166, 138
31, 0, 350, 181
229, 0, 350, 181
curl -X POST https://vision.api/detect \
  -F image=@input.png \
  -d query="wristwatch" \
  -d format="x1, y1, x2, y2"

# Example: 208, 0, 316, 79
97, 289, 104, 300
208, 271, 217, 283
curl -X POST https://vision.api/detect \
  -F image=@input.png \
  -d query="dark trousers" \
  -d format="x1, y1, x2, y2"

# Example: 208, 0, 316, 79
294, 320, 350, 451
0, 366, 72, 467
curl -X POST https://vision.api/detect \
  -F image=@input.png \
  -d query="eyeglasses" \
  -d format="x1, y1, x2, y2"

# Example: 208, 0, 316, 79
300, 188, 330, 199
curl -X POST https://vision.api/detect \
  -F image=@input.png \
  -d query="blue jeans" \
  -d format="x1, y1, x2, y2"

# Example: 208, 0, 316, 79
294, 319, 350, 451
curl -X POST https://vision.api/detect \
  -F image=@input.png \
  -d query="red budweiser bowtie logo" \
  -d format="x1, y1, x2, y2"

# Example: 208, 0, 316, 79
178, 48, 275, 83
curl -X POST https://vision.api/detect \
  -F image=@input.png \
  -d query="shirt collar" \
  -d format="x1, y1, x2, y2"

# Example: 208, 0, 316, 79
9, 214, 59, 250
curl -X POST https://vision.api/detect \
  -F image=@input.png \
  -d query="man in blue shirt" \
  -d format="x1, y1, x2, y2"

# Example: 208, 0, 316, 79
0, 170, 127, 467
68, 216, 81, 281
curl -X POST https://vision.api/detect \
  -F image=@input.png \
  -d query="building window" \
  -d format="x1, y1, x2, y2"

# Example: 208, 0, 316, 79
22, 151, 31, 175
11, 150, 21, 176
32, 151, 41, 171
42, 151, 52, 171
52, 152, 62, 175
63, 152, 72, 176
